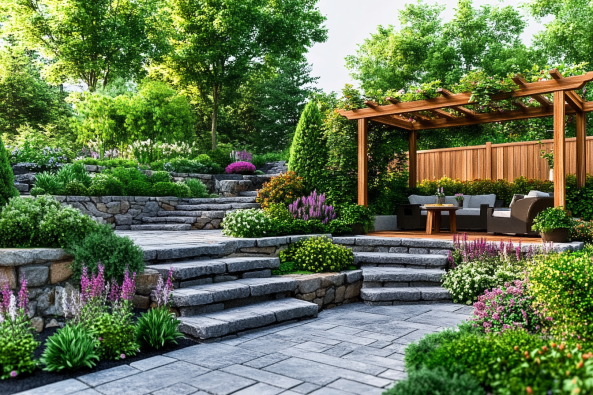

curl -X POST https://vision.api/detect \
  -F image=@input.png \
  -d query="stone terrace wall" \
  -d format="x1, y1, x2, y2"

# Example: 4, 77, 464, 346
284, 271, 362, 311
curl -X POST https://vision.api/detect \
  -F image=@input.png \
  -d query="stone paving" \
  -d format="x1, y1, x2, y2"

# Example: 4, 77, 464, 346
17, 302, 472, 395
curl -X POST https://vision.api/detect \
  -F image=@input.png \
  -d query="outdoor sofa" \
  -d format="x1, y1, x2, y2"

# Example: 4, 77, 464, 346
487, 191, 554, 236
397, 194, 500, 231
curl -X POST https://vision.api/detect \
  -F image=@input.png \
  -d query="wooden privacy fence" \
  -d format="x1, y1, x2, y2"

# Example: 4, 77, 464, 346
412, 137, 593, 183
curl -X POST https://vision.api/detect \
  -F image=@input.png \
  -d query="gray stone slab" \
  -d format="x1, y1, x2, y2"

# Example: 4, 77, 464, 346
232, 383, 283, 395
290, 383, 321, 394
256, 237, 289, 247
362, 267, 444, 283
328, 378, 385, 395
172, 288, 215, 307
355, 237, 402, 246
344, 270, 362, 283
280, 348, 385, 375
16, 379, 89, 395
129, 355, 176, 371
148, 259, 227, 280
243, 269, 272, 279
148, 383, 201, 395
240, 277, 298, 296
400, 239, 454, 249
224, 257, 281, 272
72, 390, 102, 395
249, 299, 318, 322
354, 252, 447, 268
332, 237, 355, 245
205, 309, 277, 334
178, 316, 230, 339
93, 361, 209, 395
342, 353, 405, 371
243, 353, 291, 368
379, 369, 408, 381
78, 365, 140, 387
237, 336, 299, 354
293, 341, 332, 353
308, 389, 343, 395
166, 343, 266, 370
221, 364, 302, 389
184, 370, 256, 395
361, 288, 421, 302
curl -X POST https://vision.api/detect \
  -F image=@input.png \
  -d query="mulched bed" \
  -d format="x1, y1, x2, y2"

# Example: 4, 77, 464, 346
0, 309, 200, 395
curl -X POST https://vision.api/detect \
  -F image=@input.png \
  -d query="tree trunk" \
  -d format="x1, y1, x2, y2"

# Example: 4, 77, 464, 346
211, 85, 219, 150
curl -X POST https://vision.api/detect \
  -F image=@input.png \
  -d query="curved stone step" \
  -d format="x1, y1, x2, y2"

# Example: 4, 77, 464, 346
172, 277, 298, 308
178, 298, 318, 340
239, 191, 258, 197
362, 267, 445, 283
354, 252, 447, 268
130, 224, 192, 231
175, 203, 260, 211
142, 217, 196, 224
185, 197, 257, 204
148, 257, 280, 280
360, 287, 451, 305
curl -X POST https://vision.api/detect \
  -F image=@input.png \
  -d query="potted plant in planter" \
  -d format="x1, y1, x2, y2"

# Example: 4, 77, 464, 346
435, 187, 445, 205
531, 207, 573, 242
339, 203, 375, 235
454, 194, 464, 207
539, 142, 554, 181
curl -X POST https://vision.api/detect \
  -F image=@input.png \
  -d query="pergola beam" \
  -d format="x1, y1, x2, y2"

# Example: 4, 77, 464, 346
512, 75, 552, 108
554, 91, 566, 208
549, 69, 585, 112
437, 88, 476, 116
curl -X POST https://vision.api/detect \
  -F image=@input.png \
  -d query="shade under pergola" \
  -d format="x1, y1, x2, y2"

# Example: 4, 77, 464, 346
338, 70, 593, 208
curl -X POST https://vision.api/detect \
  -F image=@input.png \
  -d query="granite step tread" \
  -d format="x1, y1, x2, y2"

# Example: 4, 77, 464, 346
147, 257, 281, 280
184, 197, 257, 204
239, 191, 258, 197
172, 277, 298, 307
130, 224, 192, 231
354, 252, 447, 268
142, 217, 197, 224
360, 287, 451, 302
361, 267, 445, 283
178, 298, 318, 339
175, 203, 260, 211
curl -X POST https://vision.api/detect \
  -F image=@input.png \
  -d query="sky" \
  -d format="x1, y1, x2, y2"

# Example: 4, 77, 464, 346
305, 0, 550, 94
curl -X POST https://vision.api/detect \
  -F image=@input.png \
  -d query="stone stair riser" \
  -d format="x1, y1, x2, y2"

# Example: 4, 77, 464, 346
360, 287, 451, 303
363, 281, 442, 288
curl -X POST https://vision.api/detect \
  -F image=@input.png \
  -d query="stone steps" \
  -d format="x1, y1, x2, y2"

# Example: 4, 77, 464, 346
131, 224, 192, 231
239, 191, 258, 197
182, 197, 257, 204
178, 298, 318, 340
360, 287, 451, 305
142, 217, 196, 224
354, 252, 447, 269
174, 203, 260, 211
148, 257, 280, 281
361, 267, 444, 288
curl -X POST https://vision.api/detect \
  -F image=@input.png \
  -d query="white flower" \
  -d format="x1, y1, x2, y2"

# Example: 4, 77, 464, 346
8, 294, 17, 321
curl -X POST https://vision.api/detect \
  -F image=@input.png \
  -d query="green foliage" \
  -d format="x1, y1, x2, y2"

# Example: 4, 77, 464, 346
103, 167, 148, 186
163, 158, 222, 175
256, 172, 306, 209
29, 187, 46, 197
34, 172, 64, 195
56, 163, 93, 187
68, 225, 144, 282
63, 182, 89, 196
251, 151, 289, 168
222, 209, 274, 238
126, 180, 153, 196
369, 171, 410, 215
0, 314, 39, 379
135, 307, 183, 350
337, 203, 375, 233
88, 174, 126, 196
0, 134, 18, 206
92, 307, 138, 360
288, 101, 327, 192
40, 324, 99, 372
292, 236, 353, 273
265, 203, 293, 221
148, 171, 171, 184
572, 219, 593, 244
0, 195, 102, 248
152, 182, 191, 198
384, 367, 485, 395
531, 207, 573, 233
530, 249, 593, 340
565, 174, 593, 220
184, 178, 210, 199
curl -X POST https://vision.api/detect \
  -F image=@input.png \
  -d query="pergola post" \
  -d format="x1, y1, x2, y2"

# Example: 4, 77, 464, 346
553, 90, 566, 208
409, 131, 417, 189
576, 111, 587, 189
358, 119, 368, 207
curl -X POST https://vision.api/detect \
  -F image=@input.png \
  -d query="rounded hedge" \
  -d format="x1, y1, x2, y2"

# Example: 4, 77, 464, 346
293, 236, 353, 273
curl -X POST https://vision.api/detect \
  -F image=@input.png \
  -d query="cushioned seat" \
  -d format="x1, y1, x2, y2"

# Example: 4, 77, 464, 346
487, 194, 553, 236
492, 210, 511, 218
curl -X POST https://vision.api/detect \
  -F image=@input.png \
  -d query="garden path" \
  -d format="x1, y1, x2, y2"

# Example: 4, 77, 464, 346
15, 302, 472, 395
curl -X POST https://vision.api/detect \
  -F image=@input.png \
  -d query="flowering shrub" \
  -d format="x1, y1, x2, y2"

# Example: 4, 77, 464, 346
472, 280, 547, 334
572, 219, 593, 244
530, 249, 593, 341
0, 279, 39, 379
256, 171, 305, 209
225, 161, 256, 175
136, 268, 182, 350
232, 150, 253, 162
288, 190, 336, 224
9, 141, 69, 170
222, 209, 273, 238
292, 236, 353, 273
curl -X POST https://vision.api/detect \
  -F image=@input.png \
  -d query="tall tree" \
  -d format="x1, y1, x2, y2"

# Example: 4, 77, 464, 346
3, 0, 164, 90
0, 134, 19, 207
151, 0, 327, 150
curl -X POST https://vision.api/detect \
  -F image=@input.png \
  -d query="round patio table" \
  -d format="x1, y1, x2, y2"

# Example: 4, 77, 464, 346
420, 206, 462, 235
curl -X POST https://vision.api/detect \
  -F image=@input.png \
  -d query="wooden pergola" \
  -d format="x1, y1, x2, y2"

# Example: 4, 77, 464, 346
339, 70, 593, 208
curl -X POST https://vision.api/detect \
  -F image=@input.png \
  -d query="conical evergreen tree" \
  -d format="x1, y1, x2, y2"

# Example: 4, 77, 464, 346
0, 135, 18, 206
288, 101, 328, 193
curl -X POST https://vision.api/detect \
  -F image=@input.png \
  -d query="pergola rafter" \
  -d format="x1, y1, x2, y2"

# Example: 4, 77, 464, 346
338, 69, 593, 209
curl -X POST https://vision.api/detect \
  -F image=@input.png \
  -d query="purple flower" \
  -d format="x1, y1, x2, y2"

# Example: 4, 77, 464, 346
10, 371, 17, 378
288, 190, 336, 224
120, 354, 126, 359
98, 337, 103, 341
225, 161, 256, 175
17, 277, 28, 313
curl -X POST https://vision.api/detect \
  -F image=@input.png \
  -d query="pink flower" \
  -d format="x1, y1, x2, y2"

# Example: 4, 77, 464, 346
225, 161, 256, 175
10, 371, 17, 378
98, 337, 103, 341
120, 354, 126, 359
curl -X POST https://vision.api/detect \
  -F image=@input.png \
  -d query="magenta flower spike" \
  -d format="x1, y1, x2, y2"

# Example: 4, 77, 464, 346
17, 277, 28, 312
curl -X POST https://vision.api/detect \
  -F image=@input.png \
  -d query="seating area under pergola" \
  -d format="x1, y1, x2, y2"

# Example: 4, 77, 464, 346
339, 70, 593, 209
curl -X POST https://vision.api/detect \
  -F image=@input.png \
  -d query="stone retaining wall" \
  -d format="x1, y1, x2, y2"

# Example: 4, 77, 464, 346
284, 271, 362, 311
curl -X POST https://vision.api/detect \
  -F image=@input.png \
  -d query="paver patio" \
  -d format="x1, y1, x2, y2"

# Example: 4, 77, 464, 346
16, 302, 472, 395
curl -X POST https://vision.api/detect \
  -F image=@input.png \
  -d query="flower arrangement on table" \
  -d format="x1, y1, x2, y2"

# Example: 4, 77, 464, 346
454, 193, 464, 206
435, 187, 445, 205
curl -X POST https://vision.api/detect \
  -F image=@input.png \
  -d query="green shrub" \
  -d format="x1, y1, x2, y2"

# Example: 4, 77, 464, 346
127, 180, 153, 196
40, 323, 99, 372
337, 203, 375, 233
207, 147, 233, 168
254, 170, 264, 175
256, 172, 305, 209
152, 182, 190, 197
530, 249, 593, 340
531, 207, 573, 233
0, 195, 102, 248
384, 367, 485, 395
135, 307, 183, 350
88, 174, 125, 196
184, 178, 209, 198
292, 236, 353, 273
0, 312, 39, 379
34, 171, 63, 195
0, 134, 19, 206
68, 225, 144, 282
92, 310, 138, 360
195, 154, 211, 164
149, 171, 171, 184
56, 163, 92, 187
264, 203, 293, 221
222, 209, 274, 238
64, 182, 89, 196
572, 219, 593, 244
103, 167, 148, 186
29, 187, 46, 196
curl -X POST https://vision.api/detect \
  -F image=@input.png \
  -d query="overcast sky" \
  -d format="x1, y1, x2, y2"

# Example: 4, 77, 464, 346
305, 0, 549, 94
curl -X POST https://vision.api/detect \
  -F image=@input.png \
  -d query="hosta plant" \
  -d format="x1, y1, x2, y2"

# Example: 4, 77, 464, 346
40, 323, 99, 372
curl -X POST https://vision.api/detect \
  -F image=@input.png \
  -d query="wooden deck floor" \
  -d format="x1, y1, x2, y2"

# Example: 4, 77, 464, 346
367, 230, 542, 244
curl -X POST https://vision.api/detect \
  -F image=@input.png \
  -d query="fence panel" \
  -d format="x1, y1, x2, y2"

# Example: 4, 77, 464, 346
412, 137, 593, 183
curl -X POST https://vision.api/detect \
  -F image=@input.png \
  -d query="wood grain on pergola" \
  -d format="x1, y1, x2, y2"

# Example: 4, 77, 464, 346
338, 70, 593, 208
